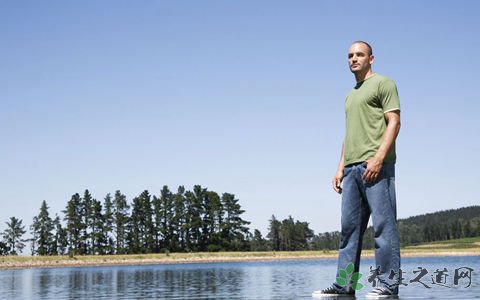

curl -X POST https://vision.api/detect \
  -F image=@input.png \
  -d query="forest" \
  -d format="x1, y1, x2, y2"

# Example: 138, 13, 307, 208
310, 206, 480, 250
1, 185, 479, 256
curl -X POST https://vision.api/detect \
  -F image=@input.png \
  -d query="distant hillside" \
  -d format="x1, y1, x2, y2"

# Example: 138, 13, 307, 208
396, 206, 480, 246
312, 206, 480, 250
400, 206, 480, 225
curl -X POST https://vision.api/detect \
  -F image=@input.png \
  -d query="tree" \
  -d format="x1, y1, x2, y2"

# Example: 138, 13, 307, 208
161, 185, 175, 252
152, 186, 175, 252
63, 193, 84, 255
185, 186, 204, 251
152, 193, 162, 252
113, 190, 130, 254
31, 200, 54, 255
30, 217, 38, 256
292, 220, 314, 250
102, 193, 115, 254
221, 193, 250, 250
250, 229, 268, 251
279, 217, 294, 250
82, 189, 94, 254
266, 216, 314, 251
2, 217, 27, 255
203, 191, 222, 251
90, 199, 105, 254
128, 190, 155, 253
52, 214, 68, 255
172, 186, 186, 251
312, 231, 340, 250
267, 215, 281, 251
0, 241, 10, 255
126, 195, 142, 254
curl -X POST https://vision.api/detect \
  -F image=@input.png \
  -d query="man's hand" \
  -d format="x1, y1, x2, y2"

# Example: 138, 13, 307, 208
332, 169, 344, 194
362, 110, 400, 183
363, 157, 383, 183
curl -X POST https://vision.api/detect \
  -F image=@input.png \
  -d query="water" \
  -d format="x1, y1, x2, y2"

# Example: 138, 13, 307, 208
0, 256, 478, 299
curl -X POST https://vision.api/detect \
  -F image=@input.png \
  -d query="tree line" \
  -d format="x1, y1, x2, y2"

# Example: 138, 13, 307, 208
396, 205, 480, 246
0, 185, 322, 256
1, 188, 479, 256
1, 186, 251, 256
307, 205, 480, 250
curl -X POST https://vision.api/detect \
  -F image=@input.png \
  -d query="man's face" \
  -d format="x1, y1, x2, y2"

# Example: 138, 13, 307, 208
348, 43, 374, 74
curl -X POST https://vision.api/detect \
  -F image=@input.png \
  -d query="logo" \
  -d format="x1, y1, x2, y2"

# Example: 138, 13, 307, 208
336, 262, 364, 291
335, 263, 474, 290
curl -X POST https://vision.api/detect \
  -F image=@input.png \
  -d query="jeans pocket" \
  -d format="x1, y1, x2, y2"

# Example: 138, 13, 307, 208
343, 166, 352, 177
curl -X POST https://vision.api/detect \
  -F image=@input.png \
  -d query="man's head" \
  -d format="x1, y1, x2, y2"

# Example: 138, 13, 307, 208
348, 41, 374, 76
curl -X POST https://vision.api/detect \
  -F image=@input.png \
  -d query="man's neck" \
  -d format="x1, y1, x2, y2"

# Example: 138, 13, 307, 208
354, 69, 374, 83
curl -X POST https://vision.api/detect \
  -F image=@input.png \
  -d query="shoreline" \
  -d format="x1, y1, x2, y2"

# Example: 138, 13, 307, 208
1, 249, 479, 271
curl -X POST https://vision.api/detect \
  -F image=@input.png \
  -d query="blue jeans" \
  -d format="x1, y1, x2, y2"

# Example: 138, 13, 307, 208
336, 162, 400, 293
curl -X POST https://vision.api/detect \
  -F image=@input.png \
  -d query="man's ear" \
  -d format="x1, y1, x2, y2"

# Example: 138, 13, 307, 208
369, 55, 375, 65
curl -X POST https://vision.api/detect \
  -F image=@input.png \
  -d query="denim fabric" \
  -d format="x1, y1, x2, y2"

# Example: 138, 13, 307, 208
336, 162, 400, 294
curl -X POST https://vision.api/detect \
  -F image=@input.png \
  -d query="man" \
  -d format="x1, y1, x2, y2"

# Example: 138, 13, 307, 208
313, 41, 401, 298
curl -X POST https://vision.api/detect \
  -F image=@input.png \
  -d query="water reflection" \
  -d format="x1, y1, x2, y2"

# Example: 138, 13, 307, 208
114, 266, 247, 299
0, 257, 478, 299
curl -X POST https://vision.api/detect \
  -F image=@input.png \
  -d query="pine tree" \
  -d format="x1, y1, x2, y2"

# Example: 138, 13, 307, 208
152, 186, 175, 252
63, 193, 83, 255
183, 190, 194, 252
128, 190, 155, 253
279, 217, 294, 250
82, 189, 94, 255
127, 195, 142, 253
267, 215, 281, 251
142, 190, 155, 253
293, 220, 314, 250
52, 214, 68, 255
172, 186, 186, 251
0, 241, 10, 255
204, 191, 222, 251
221, 193, 250, 250
161, 186, 175, 252
188, 186, 204, 251
113, 190, 130, 254
30, 217, 38, 256
250, 229, 268, 251
152, 193, 162, 252
2, 217, 27, 255
103, 193, 115, 254
90, 199, 105, 254
202, 190, 216, 250
31, 200, 54, 255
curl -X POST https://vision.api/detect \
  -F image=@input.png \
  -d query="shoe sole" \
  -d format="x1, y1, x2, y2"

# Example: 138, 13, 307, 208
312, 292, 355, 298
365, 295, 398, 299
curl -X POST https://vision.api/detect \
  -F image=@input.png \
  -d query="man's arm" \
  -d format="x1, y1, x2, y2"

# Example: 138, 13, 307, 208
363, 110, 401, 183
332, 141, 345, 194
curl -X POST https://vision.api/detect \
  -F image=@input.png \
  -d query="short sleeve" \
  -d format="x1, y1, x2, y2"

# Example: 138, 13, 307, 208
379, 79, 400, 113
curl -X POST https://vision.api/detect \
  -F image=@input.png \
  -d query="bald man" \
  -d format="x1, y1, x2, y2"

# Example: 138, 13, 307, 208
313, 41, 401, 299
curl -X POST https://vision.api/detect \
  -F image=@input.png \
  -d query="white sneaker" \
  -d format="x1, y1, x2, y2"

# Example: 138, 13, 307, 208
312, 285, 354, 298
365, 287, 398, 299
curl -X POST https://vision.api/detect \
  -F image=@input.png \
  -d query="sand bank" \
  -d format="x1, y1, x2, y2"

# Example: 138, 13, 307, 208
1, 249, 478, 271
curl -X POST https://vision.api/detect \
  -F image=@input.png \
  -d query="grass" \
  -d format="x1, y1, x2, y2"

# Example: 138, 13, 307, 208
404, 236, 480, 250
427, 236, 480, 244
0, 251, 339, 270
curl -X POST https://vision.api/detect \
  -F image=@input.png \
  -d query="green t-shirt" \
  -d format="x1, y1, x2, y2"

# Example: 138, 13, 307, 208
344, 73, 400, 166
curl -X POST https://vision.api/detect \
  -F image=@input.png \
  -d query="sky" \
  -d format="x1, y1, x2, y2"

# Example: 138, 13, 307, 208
1, 1, 479, 242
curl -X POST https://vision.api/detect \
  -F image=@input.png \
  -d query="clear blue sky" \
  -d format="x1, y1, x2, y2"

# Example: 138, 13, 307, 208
1, 1, 479, 239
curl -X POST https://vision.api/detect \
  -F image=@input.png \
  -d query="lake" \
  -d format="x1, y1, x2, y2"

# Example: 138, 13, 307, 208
0, 256, 478, 299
